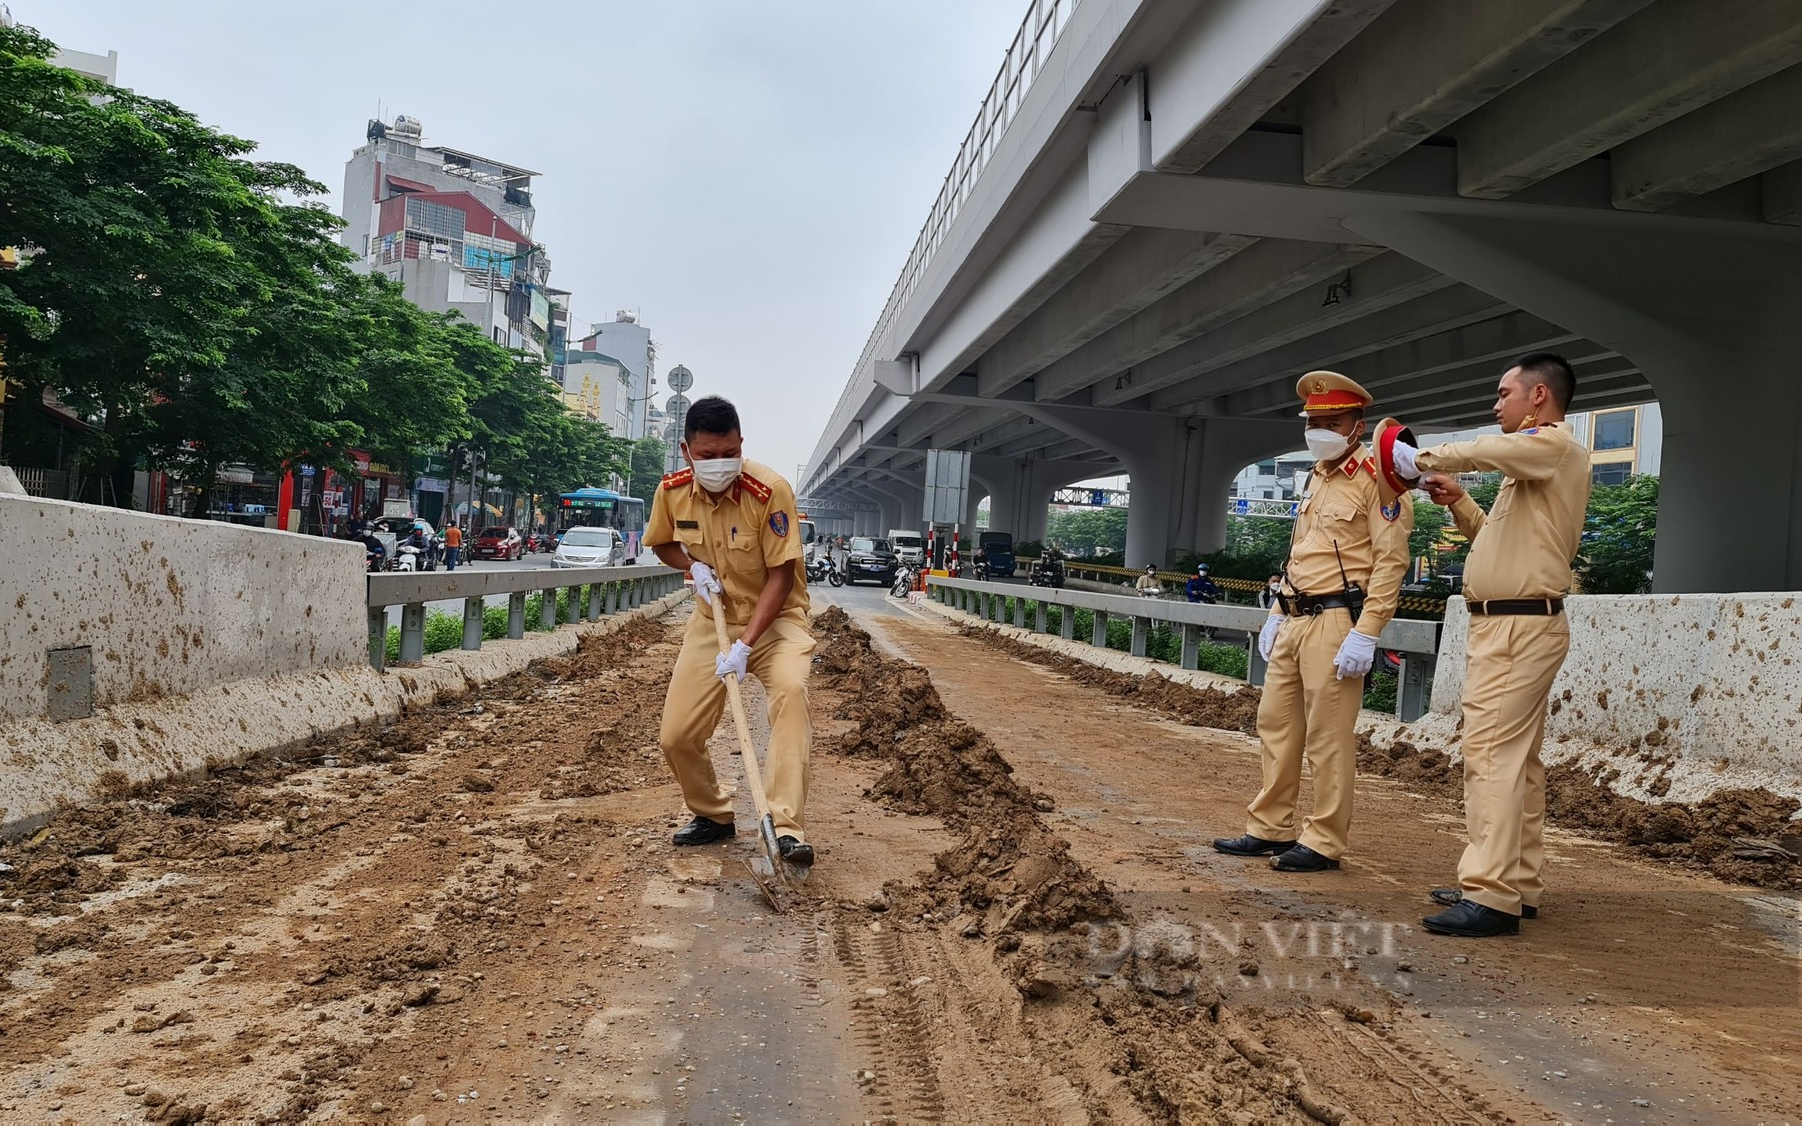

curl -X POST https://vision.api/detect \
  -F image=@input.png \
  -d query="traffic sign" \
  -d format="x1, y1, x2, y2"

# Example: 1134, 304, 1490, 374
667, 365, 693, 393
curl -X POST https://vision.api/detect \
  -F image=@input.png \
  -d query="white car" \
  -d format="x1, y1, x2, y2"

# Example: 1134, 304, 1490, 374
551, 526, 625, 568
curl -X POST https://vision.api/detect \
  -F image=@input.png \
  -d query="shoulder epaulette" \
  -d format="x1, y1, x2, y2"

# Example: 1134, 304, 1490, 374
738, 472, 774, 503
662, 468, 693, 490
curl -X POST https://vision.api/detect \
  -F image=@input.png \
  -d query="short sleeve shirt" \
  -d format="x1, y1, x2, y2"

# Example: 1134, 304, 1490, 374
645, 458, 810, 629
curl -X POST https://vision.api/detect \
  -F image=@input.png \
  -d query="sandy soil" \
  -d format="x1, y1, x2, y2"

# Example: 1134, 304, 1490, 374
0, 596, 1796, 1124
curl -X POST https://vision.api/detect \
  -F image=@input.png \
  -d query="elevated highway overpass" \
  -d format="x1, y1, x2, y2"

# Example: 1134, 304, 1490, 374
801, 0, 1802, 591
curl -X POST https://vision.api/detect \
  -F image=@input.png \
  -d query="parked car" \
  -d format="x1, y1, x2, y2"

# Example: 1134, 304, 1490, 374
845, 536, 899, 586
470, 525, 525, 561
551, 525, 625, 568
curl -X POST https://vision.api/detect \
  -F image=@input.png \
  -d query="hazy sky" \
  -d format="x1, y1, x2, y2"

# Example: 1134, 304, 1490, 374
30, 0, 1029, 488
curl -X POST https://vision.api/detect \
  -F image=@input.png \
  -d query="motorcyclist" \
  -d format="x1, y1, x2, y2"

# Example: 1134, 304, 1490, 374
1135, 563, 1163, 598
1186, 563, 1221, 604
357, 530, 388, 573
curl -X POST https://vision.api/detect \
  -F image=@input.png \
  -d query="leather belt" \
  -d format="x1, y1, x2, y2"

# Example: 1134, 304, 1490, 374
1468, 598, 1564, 616
1281, 590, 1352, 616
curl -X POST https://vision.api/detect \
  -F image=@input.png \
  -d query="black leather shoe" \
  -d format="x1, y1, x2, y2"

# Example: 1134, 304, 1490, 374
671, 816, 735, 846
1422, 899, 1520, 937
1430, 887, 1537, 918
777, 835, 815, 866
1212, 834, 1294, 857
1271, 844, 1340, 872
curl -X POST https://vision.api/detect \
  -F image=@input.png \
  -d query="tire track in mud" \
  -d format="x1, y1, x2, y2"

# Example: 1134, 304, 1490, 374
825, 909, 946, 1122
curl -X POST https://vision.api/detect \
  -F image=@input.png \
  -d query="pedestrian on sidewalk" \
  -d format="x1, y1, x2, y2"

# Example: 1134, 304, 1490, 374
1380, 353, 1590, 937
443, 522, 462, 570
1213, 371, 1412, 873
646, 396, 818, 868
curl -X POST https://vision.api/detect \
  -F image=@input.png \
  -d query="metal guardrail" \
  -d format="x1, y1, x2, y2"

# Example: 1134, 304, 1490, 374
1033, 559, 1451, 615
365, 563, 685, 670
926, 576, 1439, 722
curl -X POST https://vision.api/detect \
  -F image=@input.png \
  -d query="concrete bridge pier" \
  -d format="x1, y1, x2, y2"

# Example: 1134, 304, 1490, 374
970, 454, 1114, 546
1350, 211, 1802, 594
1027, 407, 1299, 566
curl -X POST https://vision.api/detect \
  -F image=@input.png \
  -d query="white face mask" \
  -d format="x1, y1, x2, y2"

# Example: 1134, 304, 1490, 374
691, 457, 743, 493
1304, 427, 1354, 463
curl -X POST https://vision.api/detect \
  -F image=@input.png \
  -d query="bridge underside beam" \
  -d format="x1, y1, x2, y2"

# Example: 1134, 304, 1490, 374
1611, 63, 1802, 211
1453, 0, 1802, 198
1032, 240, 1380, 403
1299, 0, 1653, 188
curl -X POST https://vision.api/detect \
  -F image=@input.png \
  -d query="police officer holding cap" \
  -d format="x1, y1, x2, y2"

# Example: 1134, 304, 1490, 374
1214, 372, 1413, 873
1376, 353, 1590, 937
645, 395, 818, 867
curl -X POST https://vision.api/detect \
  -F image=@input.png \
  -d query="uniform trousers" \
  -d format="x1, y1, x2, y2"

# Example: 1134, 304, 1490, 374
658, 607, 816, 841
1246, 607, 1362, 859
1456, 612, 1569, 915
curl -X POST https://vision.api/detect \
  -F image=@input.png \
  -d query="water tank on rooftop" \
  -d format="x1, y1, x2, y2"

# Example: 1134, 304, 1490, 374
391, 115, 423, 140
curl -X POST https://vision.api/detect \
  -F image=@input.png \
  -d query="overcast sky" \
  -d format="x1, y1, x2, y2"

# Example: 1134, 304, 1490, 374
31, 0, 1030, 489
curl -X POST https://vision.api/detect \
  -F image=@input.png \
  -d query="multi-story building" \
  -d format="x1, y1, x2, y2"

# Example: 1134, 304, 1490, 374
339, 115, 553, 359
576, 313, 655, 439
560, 350, 633, 438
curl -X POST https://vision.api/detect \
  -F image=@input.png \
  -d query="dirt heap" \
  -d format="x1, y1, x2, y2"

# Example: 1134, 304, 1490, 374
955, 618, 1802, 891
958, 623, 1261, 733
812, 610, 1422, 1124
815, 609, 1117, 932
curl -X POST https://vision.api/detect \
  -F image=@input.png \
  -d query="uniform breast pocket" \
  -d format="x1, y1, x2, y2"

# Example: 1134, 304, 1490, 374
1317, 501, 1360, 537
725, 530, 763, 569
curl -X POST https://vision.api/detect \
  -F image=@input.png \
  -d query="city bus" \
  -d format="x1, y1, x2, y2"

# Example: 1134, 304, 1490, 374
557, 487, 647, 561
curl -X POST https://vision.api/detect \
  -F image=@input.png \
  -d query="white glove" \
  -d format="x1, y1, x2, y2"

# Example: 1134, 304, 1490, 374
1334, 630, 1379, 680
1258, 614, 1283, 662
688, 560, 723, 605
1390, 440, 1420, 482
715, 639, 752, 682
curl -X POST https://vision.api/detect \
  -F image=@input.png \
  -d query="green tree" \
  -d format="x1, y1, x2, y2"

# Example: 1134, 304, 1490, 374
0, 23, 368, 500
1409, 497, 1448, 574
1576, 475, 1657, 594
1194, 515, 1295, 580
1044, 506, 1128, 556
627, 435, 668, 500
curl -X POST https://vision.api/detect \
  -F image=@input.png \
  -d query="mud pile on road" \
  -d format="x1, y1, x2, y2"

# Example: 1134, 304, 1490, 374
813, 610, 1403, 1123
955, 623, 1261, 733
814, 608, 1117, 931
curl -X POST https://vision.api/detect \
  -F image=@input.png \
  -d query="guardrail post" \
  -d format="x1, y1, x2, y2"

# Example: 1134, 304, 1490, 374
1013, 597, 1027, 629
461, 596, 485, 650
368, 607, 388, 671
994, 594, 1007, 624
1398, 655, 1434, 722
507, 592, 526, 639
603, 581, 618, 614
1060, 604, 1075, 640
400, 602, 426, 664
1090, 609, 1108, 648
566, 586, 582, 625
1131, 616, 1150, 658
586, 583, 603, 621
1181, 624, 1201, 671
1034, 600, 1047, 633
1247, 637, 1269, 687
634, 577, 647, 608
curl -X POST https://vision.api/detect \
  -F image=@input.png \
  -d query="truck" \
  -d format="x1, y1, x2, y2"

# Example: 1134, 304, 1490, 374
887, 528, 925, 567
976, 531, 1016, 577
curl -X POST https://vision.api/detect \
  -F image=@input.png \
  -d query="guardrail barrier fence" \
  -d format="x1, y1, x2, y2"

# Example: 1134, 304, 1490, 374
366, 564, 684, 671
925, 575, 1440, 722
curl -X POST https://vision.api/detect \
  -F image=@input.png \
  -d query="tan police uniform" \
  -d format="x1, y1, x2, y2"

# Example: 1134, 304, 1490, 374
1416, 423, 1590, 915
1246, 374, 1413, 860
645, 460, 816, 841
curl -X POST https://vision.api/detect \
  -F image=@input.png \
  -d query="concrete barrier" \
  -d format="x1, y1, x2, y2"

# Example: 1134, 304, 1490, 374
1374, 594, 1802, 803
0, 492, 365, 722
0, 587, 691, 837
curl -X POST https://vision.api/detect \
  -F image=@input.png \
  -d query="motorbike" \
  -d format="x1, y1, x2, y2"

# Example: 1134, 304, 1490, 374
973, 556, 991, 581
806, 553, 845, 587
1028, 555, 1065, 589
890, 564, 915, 598
392, 544, 421, 573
